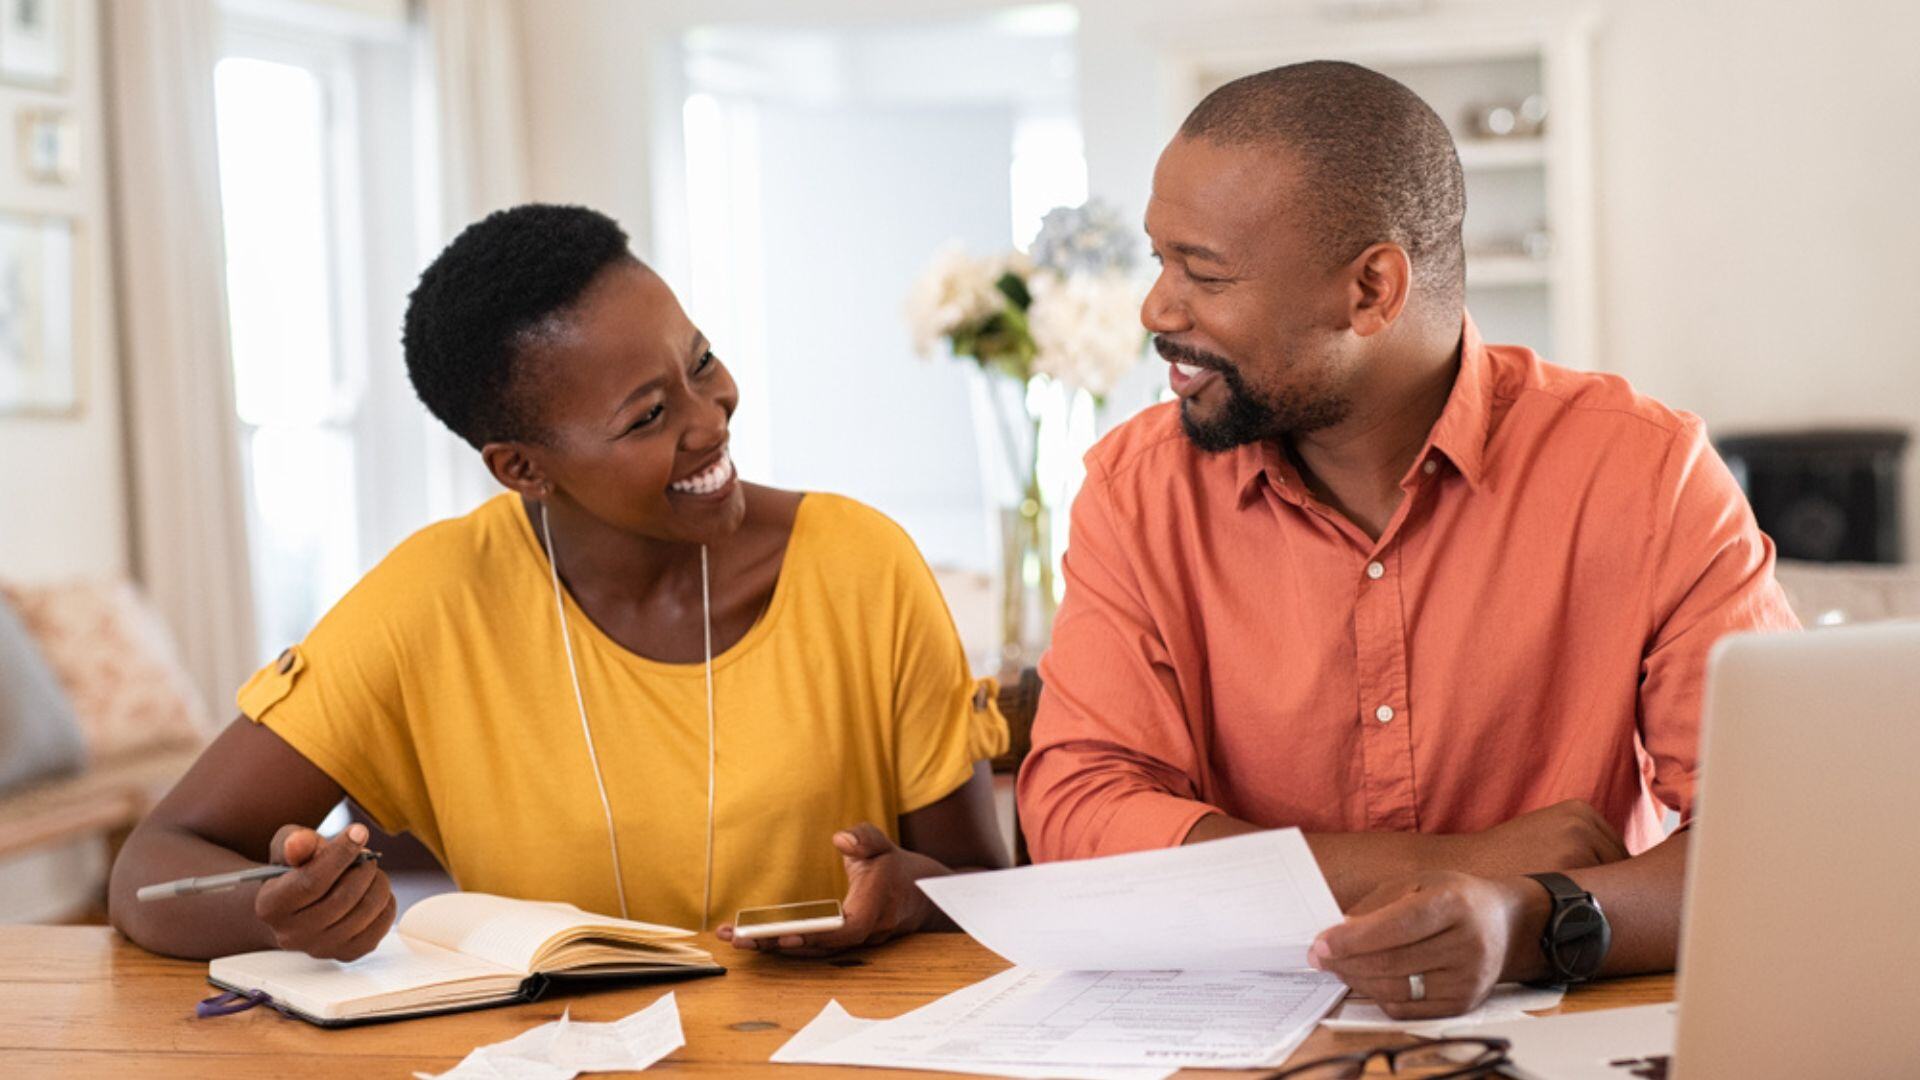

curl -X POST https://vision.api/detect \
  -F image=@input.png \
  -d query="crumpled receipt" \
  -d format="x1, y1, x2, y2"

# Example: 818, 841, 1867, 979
414, 993, 685, 1080
1319, 982, 1566, 1039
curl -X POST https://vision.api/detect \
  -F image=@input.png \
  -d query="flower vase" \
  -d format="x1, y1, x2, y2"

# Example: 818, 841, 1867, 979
998, 488, 1056, 673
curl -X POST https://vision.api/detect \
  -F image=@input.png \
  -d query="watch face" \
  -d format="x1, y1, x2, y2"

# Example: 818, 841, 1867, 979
1548, 900, 1611, 979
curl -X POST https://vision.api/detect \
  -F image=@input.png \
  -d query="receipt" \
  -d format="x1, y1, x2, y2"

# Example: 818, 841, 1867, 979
415, 993, 685, 1079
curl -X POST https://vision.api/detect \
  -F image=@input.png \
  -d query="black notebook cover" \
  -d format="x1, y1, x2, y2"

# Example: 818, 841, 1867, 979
207, 962, 727, 1029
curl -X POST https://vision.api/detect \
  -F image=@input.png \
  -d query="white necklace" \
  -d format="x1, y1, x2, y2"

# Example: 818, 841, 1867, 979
541, 503, 717, 928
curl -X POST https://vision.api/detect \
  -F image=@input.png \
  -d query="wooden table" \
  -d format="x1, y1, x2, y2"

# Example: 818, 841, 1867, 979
0, 927, 1673, 1078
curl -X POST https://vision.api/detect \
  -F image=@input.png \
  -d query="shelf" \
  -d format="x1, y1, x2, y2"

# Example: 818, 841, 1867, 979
1466, 255, 1552, 287
1455, 137, 1546, 170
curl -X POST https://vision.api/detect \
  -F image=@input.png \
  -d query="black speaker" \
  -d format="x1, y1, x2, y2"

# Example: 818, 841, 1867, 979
1716, 429, 1908, 564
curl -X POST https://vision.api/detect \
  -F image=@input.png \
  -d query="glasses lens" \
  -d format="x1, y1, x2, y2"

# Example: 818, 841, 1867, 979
1393, 1039, 1507, 1070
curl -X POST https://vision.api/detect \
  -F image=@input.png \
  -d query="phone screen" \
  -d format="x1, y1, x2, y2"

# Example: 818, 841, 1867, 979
735, 900, 843, 927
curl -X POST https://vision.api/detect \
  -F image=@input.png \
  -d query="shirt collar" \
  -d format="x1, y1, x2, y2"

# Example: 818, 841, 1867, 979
1233, 311, 1494, 507
1421, 312, 1493, 491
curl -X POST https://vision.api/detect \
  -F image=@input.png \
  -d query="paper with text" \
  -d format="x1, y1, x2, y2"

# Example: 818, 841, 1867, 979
781, 967, 1345, 1071
774, 988, 1176, 1079
915, 828, 1344, 971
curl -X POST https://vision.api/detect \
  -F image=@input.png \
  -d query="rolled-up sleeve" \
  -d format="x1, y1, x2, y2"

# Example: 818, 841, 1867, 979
1016, 459, 1223, 862
1638, 416, 1801, 823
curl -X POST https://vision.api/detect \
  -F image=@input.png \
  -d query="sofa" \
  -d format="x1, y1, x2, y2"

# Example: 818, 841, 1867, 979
0, 580, 212, 922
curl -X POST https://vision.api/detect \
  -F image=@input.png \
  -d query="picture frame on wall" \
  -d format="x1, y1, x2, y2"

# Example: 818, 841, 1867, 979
16, 107, 75, 184
0, 212, 77, 417
0, 0, 67, 88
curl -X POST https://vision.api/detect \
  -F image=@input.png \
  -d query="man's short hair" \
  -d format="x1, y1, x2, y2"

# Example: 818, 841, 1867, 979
402, 203, 637, 449
1180, 60, 1466, 311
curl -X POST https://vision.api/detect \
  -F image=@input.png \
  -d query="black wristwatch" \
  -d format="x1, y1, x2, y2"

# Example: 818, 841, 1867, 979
1525, 872, 1611, 986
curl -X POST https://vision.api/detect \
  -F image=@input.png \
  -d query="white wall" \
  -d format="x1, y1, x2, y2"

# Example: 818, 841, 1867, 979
755, 101, 1013, 569
512, 0, 655, 252
1590, 0, 1920, 555
0, 0, 128, 583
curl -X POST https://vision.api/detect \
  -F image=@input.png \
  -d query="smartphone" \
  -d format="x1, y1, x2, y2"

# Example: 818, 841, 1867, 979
731, 899, 846, 940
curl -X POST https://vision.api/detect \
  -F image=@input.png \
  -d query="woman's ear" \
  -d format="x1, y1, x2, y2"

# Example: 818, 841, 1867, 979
481, 442, 552, 500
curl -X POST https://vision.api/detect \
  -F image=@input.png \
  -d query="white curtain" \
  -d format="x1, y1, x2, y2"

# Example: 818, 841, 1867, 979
415, 0, 531, 517
101, 0, 258, 711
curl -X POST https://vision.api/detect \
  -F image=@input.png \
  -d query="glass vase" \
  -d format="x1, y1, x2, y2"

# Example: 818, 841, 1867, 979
998, 485, 1056, 674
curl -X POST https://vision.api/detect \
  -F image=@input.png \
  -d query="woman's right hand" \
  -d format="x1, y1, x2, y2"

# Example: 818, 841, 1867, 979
253, 822, 396, 961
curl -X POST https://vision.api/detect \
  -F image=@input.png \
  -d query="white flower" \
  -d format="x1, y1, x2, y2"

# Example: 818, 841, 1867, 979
903, 243, 1007, 357
1027, 270, 1147, 398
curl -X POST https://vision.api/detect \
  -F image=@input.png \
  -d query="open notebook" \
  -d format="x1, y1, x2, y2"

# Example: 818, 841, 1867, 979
207, 892, 724, 1027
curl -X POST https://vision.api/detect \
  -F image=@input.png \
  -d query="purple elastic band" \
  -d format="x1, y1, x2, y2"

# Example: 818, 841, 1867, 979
197, 988, 272, 1018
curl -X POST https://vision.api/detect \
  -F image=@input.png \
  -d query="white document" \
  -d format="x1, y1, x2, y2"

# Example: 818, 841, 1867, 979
775, 988, 1176, 1079
779, 966, 1345, 1072
1321, 983, 1566, 1038
415, 993, 685, 1079
915, 828, 1344, 971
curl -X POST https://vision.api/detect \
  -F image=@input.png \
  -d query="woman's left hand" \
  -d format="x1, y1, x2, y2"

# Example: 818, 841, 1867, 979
717, 823, 947, 957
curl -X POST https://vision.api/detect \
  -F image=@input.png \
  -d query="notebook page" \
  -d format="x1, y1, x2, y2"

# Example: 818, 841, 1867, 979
397, 892, 694, 974
208, 933, 517, 1021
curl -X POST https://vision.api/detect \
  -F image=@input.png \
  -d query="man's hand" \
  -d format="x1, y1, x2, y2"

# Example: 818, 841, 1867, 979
1443, 799, 1628, 879
717, 823, 946, 957
1307, 871, 1548, 1020
253, 823, 396, 961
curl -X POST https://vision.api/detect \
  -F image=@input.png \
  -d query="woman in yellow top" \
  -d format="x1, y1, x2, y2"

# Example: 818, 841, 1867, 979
108, 204, 1010, 961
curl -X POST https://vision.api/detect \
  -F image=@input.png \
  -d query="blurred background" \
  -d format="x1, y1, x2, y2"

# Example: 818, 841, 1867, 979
1, 0, 1917, 923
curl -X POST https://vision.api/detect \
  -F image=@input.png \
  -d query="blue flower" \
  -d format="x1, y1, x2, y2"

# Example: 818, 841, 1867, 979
1028, 200, 1138, 276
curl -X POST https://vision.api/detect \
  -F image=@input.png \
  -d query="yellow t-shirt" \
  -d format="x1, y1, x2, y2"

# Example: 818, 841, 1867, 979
237, 492, 1006, 930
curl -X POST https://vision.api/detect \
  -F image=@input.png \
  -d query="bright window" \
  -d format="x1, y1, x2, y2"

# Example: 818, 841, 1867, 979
213, 38, 364, 661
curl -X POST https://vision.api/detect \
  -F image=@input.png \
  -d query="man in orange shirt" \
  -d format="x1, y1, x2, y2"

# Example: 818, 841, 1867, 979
1017, 61, 1798, 1018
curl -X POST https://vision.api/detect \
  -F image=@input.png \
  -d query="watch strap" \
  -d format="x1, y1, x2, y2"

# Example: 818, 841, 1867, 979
1525, 872, 1608, 986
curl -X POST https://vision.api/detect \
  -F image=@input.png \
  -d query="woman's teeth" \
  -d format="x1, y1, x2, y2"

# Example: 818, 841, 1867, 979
669, 452, 735, 495
1176, 362, 1206, 377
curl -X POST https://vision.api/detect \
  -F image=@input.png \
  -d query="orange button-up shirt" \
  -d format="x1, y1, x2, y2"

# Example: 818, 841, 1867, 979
1018, 317, 1799, 862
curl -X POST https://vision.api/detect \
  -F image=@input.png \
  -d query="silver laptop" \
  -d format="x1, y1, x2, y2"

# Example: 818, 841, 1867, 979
1458, 621, 1920, 1079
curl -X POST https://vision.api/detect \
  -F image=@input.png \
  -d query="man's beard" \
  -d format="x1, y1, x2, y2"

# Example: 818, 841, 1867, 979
1155, 336, 1349, 453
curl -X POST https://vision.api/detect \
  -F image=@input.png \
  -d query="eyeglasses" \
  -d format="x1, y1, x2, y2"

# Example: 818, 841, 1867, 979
1261, 1036, 1512, 1079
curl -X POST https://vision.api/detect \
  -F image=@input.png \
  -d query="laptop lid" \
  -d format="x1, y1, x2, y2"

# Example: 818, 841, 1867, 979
1674, 621, 1920, 1078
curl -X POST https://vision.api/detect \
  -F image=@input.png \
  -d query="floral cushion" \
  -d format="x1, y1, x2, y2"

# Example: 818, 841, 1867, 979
0, 580, 212, 764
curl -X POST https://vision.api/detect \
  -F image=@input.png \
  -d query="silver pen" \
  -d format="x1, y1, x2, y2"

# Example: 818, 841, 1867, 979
135, 850, 381, 901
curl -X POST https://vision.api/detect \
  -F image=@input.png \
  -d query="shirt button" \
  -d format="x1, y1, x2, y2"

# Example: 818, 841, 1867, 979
1423, 460, 1438, 476
1366, 561, 1385, 580
1376, 705, 1395, 723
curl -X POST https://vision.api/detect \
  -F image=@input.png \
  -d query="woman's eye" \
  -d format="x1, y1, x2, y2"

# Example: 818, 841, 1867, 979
628, 403, 665, 432
695, 349, 717, 373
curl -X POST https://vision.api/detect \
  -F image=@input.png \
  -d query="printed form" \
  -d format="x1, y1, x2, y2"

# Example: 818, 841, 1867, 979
776, 829, 1350, 1075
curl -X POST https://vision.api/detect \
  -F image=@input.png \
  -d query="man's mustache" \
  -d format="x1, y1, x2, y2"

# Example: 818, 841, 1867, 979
1152, 335, 1232, 372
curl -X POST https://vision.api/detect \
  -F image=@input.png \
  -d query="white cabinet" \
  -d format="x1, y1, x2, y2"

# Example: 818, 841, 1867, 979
1158, 3, 1601, 369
